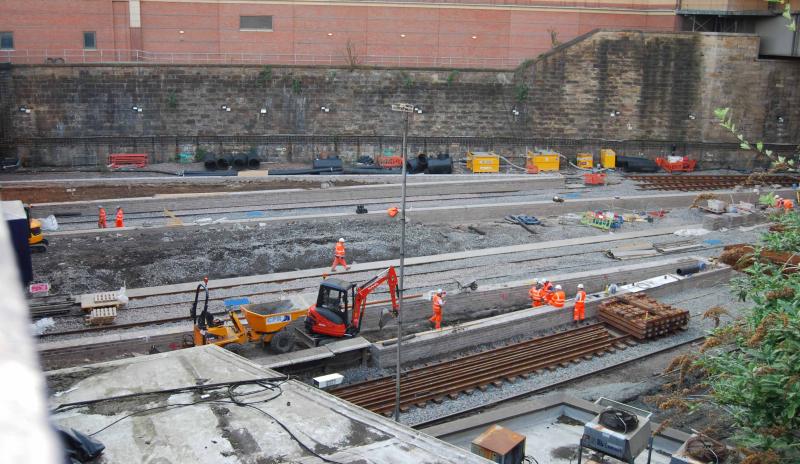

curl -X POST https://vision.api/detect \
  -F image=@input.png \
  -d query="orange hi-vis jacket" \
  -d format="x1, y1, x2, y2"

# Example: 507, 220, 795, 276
115, 209, 124, 227
335, 242, 346, 257
551, 290, 565, 308
575, 290, 586, 305
529, 286, 543, 305
432, 294, 443, 313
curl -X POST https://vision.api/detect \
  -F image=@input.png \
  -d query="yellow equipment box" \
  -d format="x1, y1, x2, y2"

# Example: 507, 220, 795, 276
577, 153, 593, 169
528, 151, 560, 171
600, 148, 616, 169
466, 151, 500, 173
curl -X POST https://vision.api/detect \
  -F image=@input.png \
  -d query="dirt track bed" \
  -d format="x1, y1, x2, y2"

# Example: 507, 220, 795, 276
0, 178, 369, 203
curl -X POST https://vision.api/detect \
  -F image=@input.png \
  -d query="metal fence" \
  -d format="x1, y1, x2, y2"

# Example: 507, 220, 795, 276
0, 49, 522, 69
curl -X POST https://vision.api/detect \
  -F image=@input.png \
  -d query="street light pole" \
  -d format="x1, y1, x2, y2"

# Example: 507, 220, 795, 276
390, 103, 414, 422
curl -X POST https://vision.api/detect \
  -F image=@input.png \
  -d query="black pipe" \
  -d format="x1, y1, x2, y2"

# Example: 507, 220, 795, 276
216, 155, 231, 170
247, 155, 261, 169
313, 156, 343, 170
406, 153, 429, 174
426, 153, 453, 174
203, 153, 217, 170
342, 167, 403, 174
676, 262, 707, 276
232, 153, 248, 170
268, 167, 343, 175
183, 170, 238, 177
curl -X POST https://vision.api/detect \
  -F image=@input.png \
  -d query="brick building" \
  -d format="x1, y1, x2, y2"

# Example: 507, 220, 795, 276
0, 0, 797, 66
0, 0, 681, 68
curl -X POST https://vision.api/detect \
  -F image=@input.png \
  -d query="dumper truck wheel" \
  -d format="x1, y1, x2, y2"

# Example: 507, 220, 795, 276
224, 342, 245, 355
269, 329, 296, 354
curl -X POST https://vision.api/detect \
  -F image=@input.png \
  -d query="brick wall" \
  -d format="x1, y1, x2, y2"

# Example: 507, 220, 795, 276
2, 30, 798, 167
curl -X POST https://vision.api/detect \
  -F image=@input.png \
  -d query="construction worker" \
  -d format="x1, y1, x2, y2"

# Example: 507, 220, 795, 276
387, 207, 399, 218
331, 237, 351, 272
529, 279, 544, 307
541, 278, 553, 305
97, 206, 107, 229
430, 289, 445, 330
115, 206, 125, 228
574, 283, 586, 323
551, 284, 565, 308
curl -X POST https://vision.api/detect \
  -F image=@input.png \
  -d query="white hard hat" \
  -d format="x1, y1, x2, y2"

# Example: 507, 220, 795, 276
437, 288, 443, 293
531, 278, 539, 283
555, 284, 562, 290
542, 278, 549, 282
577, 284, 584, 289
339, 238, 345, 242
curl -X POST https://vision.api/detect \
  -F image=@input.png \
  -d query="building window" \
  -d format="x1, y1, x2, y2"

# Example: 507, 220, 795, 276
83, 31, 96, 49
240, 16, 272, 31
0, 32, 13, 50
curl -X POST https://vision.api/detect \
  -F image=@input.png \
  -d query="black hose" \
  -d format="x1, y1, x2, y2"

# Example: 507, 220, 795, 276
677, 262, 707, 276
247, 155, 261, 169
216, 155, 231, 170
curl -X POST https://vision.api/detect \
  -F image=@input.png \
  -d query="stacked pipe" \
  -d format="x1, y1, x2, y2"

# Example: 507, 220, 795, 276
598, 293, 689, 340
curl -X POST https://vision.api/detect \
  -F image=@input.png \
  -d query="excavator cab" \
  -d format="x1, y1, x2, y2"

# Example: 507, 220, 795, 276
311, 278, 358, 335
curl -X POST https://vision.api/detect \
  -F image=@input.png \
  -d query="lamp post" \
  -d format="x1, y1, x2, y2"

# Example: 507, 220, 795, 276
390, 102, 415, 422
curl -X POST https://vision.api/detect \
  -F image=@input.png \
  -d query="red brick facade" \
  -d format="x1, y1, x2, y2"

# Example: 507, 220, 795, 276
0, 0, 677, 67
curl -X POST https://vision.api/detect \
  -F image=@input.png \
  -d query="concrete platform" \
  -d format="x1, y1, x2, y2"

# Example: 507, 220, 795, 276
424, 393, 688, 464
258, 336, 371, 369
47, 345, 491, 463
371, 260, 731, 368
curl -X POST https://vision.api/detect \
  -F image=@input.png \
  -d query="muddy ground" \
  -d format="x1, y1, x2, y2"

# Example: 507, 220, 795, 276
33, 219, 532, 295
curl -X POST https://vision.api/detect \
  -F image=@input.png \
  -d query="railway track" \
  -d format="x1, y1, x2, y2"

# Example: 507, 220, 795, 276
627, 174, 799, 191
330, 323, 632, 415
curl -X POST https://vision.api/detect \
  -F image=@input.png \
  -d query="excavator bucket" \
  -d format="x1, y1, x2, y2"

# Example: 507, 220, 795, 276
378, 307, 398, 330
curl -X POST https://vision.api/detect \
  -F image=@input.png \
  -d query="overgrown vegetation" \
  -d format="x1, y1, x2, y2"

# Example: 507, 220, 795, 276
446, 70, 459, 86
166, 91, 178, 109
291, 77, 302, 95
344, 39, 360, 70
714, 108, 796, 172
547, 29, 560, 48
400, 71, 414, 89
657, 211, 800, 462
257, 66, 273, 85
514, 83, 529, 102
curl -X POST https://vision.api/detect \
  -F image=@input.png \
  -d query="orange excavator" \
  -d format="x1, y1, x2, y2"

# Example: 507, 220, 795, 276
192, 267, 399, 353
305, 266, 399, 338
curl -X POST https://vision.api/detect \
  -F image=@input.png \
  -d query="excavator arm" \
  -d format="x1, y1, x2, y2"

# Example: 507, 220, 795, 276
350, 266, 399, 332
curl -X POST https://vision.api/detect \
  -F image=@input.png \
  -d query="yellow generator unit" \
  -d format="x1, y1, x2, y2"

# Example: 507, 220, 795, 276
576, 153, 593, 169
600, 148, 616, 169
527, 151, 560, 172
466, 151, 500, 173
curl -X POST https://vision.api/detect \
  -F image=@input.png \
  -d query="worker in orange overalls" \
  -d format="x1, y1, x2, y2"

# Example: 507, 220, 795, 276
551, 284, 565, 308
97, 206, 107, 229
330, 237, 351, 272
541, 278, 553, 305
529, 278, 544, 307
574, 283, 586, 323
115, 206, 125, 228
430, 288, 445, 329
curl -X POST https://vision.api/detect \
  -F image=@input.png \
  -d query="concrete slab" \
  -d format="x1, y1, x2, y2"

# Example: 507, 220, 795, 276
261, 346, 335, 369
47, 345, 491, 463
702, 210, 767, 230
326, 336, 372, 354
371, 260, 730, 368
